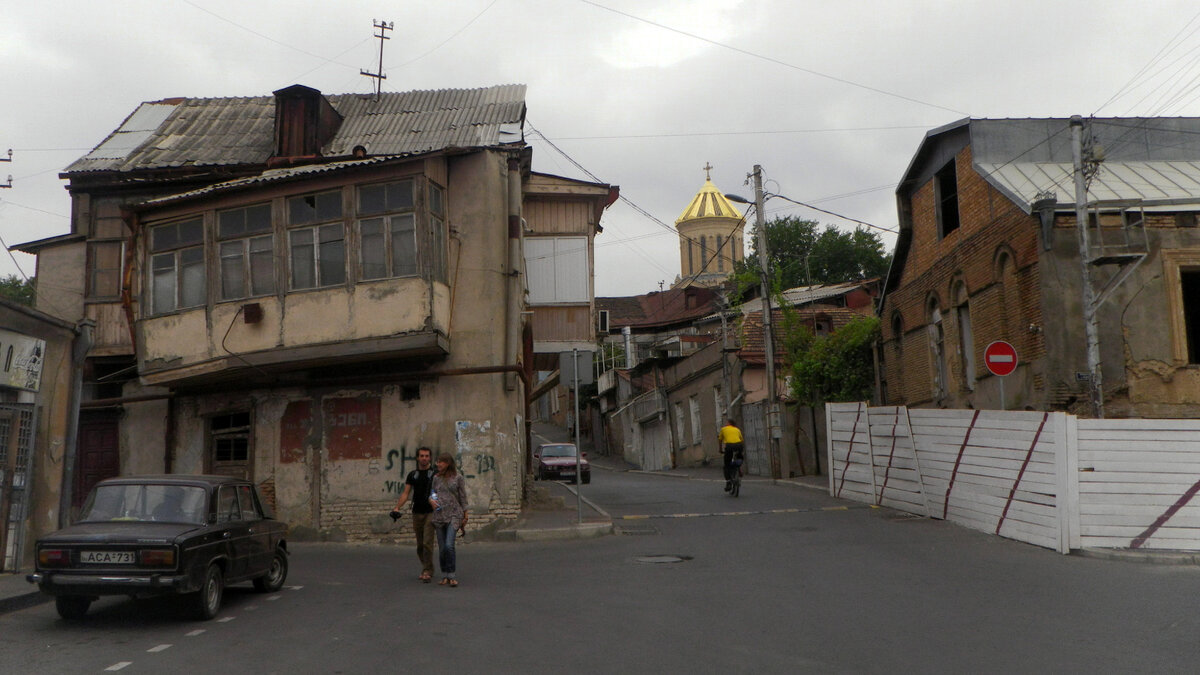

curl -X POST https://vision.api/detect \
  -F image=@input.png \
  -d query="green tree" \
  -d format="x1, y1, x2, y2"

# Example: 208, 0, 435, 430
734, 216, 891, 291
786, 315, 880, 406
0, 275, 35, 306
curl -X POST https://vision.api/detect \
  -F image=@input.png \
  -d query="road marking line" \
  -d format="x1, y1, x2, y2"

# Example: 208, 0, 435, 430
105, 663, 132, 671
286, 585, 303, 590
147, 644, 172, 653
186, 629, 205, 637
217, 616, 235, 623
267, 596, 281, 601
245, 605, 258, 611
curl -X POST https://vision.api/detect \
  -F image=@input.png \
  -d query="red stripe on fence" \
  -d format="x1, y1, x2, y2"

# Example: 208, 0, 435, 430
995, 412, 1049, 536
835, 404, 864, 498
942, 409, 981, 520
877, 420, 900, 506
1130, 477, 1200, 549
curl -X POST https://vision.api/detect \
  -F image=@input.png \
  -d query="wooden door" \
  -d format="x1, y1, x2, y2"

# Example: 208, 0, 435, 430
75, 412, 120, 509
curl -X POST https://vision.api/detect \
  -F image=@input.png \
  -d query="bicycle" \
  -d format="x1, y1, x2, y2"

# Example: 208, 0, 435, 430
728, 457, 743, 497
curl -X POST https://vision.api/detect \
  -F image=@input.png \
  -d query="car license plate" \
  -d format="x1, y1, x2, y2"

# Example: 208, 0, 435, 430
560, 471, 575, 477
81, 551, 135, 564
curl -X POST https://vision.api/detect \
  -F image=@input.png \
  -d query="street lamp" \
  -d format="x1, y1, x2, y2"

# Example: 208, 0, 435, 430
726, 165, 782, 479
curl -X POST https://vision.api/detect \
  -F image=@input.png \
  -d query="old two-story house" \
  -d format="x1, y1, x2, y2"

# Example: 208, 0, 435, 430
880, 117, 1200, 417
17, 83, 613, 543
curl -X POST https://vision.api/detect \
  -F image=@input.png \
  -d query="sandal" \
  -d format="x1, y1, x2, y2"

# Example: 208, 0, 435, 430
419, 573, 432, 583
448, 579, 458, 588
438, 577, 450, 586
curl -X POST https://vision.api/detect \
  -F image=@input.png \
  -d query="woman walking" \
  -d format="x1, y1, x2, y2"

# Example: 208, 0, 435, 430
430, 452, 469, 587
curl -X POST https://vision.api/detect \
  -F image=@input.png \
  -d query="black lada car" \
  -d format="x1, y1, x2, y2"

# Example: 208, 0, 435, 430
28, 475, 288, 620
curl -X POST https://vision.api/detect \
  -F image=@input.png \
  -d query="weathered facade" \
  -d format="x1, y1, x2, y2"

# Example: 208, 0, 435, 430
0, 298, 83, 569
880, 117, 1200, 417
16, 84, 613, 542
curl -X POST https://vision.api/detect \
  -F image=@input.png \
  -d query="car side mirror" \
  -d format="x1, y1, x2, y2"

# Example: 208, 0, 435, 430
533, 454, 540, 459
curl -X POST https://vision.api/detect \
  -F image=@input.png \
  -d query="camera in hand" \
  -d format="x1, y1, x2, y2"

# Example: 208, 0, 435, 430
389, 510, 401, 522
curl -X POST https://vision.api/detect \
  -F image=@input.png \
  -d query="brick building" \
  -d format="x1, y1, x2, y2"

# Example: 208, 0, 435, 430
880, 117, 1200, 416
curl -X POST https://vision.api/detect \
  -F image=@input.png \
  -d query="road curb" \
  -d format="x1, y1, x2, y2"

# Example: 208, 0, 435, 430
1076, 547, 1200, 565
503, 522, 613, 542
0, 590, 49, 616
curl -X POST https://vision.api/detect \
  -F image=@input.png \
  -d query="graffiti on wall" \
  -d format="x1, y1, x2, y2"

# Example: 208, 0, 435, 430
380, 444, 497, 494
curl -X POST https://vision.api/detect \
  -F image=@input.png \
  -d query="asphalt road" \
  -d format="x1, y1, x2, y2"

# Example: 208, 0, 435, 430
5, 467, 1200, 673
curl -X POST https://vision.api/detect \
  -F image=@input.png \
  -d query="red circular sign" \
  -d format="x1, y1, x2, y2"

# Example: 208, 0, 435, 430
984, 340, 1018, 377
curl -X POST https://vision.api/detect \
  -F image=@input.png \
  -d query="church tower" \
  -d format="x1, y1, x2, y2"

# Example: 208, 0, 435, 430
674, 164, 745, 288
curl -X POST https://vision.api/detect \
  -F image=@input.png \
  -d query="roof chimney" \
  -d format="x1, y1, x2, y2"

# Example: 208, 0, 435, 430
270, 85, 343, 165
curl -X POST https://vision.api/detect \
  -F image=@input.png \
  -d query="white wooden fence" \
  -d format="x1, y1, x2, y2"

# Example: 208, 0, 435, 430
827, 403, 1200, 553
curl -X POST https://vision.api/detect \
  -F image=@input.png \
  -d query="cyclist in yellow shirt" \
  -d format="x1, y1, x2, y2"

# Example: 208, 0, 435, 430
718, 418, 744, 492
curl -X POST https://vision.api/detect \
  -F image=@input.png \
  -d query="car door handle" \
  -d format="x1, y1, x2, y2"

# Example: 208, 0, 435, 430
223, 532, 231, 538
247, 528, 254, 534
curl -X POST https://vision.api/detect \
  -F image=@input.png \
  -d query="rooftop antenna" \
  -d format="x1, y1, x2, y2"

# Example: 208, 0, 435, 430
1, 149, 11, 189
360, 20, 393, 101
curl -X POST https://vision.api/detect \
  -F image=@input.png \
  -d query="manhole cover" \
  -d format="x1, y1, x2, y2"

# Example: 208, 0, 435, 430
635, 554, 692, 564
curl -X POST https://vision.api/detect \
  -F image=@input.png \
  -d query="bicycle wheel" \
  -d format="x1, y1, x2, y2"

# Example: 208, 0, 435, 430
731, 474, 741, 497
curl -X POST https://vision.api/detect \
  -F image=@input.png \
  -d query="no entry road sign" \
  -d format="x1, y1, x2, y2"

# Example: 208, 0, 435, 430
984, 340, 1018, 377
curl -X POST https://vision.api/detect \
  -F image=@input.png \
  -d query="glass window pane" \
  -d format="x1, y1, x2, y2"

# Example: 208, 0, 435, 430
152, 225, 178, 252
386, 180, 414, 210
218, 209, 245, 238
249, 236, 275, 295
316, 192, 342, 221
178, 218, 203, 246
429, 184, 444, 216
180, 247, 206, 307
290, 229, 315, 289
360, 219, 386, 280
357, 184, 386, 215
288, 195, 315, 226
152, 254, 176, 314
245, 203, 271, 234
430, 216, 446, 282
391, 215, 416, 276
319, 224, 345, 285
220, 241, 245, 300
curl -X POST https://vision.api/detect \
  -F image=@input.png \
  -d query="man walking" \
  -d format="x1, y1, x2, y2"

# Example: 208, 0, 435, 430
391, 447, 437, 582
718, 418, 744, 492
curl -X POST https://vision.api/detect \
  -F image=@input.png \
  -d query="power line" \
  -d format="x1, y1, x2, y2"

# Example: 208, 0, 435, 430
576, 0, 968, 117
549, 125, 930, 141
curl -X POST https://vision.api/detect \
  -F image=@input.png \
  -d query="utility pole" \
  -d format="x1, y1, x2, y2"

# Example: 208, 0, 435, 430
752, 165, 782, 478
1071, 116, 1104, 418
360, 20, 393, 101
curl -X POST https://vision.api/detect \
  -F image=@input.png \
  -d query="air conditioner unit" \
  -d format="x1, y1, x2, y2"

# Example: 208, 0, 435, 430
596, 309, 609, 333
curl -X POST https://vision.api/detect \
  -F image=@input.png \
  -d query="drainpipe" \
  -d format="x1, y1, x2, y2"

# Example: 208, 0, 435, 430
58, 320, 94, 527
506, 155, 523, 392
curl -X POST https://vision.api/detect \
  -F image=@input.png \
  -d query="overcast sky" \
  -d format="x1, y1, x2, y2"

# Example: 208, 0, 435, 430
3, 0, 1199, 297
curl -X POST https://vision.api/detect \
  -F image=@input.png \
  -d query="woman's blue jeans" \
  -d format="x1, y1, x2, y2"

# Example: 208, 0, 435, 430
435, 522, 458, 578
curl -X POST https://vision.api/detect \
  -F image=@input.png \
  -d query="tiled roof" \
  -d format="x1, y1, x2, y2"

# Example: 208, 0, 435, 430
738, 307, 862, 365
597, 286, 721, 331
65, 84, 527, 174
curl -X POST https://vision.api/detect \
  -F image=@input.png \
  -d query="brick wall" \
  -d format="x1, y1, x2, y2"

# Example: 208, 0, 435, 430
882, 145, 1047, 408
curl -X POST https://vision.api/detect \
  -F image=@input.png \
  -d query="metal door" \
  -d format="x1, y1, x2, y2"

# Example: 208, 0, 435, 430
741, 401, 770, 477
0, 404, 36, 572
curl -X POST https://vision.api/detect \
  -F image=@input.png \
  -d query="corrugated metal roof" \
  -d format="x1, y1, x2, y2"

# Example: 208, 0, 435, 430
977, 160, 1200, 211
65, 85, 527, 175
138, 157, 395, 207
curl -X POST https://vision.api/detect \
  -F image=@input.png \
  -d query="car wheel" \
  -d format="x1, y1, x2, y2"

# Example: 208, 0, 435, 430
193, 563, 224, 620
55, 595, 91, 621
253, 548, 289, 593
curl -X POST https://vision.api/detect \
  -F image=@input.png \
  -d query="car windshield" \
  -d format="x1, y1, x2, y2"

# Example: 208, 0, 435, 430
79, 484, 208, 524
541, 445, 577, 458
